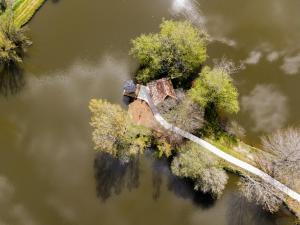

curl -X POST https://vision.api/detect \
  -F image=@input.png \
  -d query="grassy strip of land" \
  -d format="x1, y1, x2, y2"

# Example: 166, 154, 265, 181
0, 0, 45, 28
12, 0, 46, 28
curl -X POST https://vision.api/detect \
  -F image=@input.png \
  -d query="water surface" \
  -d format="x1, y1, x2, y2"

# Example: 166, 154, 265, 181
0, 0, 299, 224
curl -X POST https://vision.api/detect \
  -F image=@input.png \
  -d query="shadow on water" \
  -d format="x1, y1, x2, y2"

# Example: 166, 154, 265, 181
150, 152, 216, 209
51, 0, 61, 3
0, 63, 25, 96
94, 152, 140, 202
94, 151, 216, 209
227, 194, 278, 225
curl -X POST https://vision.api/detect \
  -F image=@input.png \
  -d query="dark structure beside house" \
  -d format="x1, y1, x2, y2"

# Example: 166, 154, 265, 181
123, 80, 137, 97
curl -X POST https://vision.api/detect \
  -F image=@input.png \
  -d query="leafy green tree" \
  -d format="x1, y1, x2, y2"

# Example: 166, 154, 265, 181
171, 142, 228, 198
189, 66, 239, 114
89, 99, 152, 162
130, 20, 207, 85
0, 10, 31, 66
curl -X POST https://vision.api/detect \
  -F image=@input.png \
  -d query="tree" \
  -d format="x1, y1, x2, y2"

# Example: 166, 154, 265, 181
189, 66, 240, 114
130, 20, 207, 85
260, 127, 300, 187
239, 127, 300, 213
162, 97, 204, 134
239, 176, 284, 213
171, 142, 228, 198
89, 99, 152, 162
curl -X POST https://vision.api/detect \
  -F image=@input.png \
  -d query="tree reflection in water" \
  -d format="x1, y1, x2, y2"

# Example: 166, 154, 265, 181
94, 152, 140, 201
0, 64, 25, 96
151, 153, 216, 209
227, 194, 278, 225
94, 151, 216, 208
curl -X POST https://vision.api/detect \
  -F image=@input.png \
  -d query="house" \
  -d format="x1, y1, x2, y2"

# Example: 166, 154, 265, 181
124, 78, 177, 132
123, 78, 177, 105
147, 78, 177, 105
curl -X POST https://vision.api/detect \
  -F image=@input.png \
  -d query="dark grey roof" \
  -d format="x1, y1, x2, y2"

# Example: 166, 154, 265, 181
123, 80, 136, 93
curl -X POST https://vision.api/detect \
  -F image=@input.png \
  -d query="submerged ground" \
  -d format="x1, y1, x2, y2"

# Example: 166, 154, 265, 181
0, 0, 300, 224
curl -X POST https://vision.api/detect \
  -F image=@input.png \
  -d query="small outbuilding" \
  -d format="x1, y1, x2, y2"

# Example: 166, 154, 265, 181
123, 80, 137, 97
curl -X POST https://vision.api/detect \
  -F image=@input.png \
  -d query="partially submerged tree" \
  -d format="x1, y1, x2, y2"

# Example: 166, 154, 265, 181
171, 142, 228, 198
130, 20, 207, 85
189, 66, 239, 115
89, 99, 152, 162
239, 176, 284, 213
239, 127, 300, 213
260, 127, 300, 187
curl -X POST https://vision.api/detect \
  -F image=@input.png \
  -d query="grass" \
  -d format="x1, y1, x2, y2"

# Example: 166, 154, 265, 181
13, 0, 46, 28
0, 0, 46, 28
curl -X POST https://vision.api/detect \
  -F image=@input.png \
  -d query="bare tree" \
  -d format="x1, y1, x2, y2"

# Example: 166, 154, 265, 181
239, 127, 300, 213
261, 127, 300, 187
239, 176, 284, 213
213, 56, 245, 75
225, 120, 246, 139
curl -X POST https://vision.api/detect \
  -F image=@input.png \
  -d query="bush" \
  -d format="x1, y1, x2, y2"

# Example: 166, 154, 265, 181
171, 142, 228, 198
155, 138, 172, 158
195, 167, 228, 198
130, 20, 207, 85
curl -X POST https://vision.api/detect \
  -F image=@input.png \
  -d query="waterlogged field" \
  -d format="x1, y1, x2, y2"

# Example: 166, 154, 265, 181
0, 0, 299, 224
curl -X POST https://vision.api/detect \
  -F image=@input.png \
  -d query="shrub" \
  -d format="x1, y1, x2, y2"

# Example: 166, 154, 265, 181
171, 142, 228, 198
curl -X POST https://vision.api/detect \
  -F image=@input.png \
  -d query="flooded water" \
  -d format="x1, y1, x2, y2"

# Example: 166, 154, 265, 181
0, 0, 299, 224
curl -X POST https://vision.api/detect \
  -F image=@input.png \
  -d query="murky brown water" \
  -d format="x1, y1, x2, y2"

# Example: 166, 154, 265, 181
0, 0, 299, 224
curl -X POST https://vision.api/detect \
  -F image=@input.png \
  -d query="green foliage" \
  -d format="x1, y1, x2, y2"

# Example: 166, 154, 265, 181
189, 66, 240, 114
171, 141, 228, 198
155, 138, 172, 158
12, 0, 46, 28
0, 10, 31, 66
130, 20, 207, 85
89, 99, 152, 161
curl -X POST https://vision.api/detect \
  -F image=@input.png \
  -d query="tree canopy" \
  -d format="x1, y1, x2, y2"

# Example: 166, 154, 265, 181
89, 99, 152, 162
171, 142, 228, 198
189, 66, 240, 114
130, 20, 207, 85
